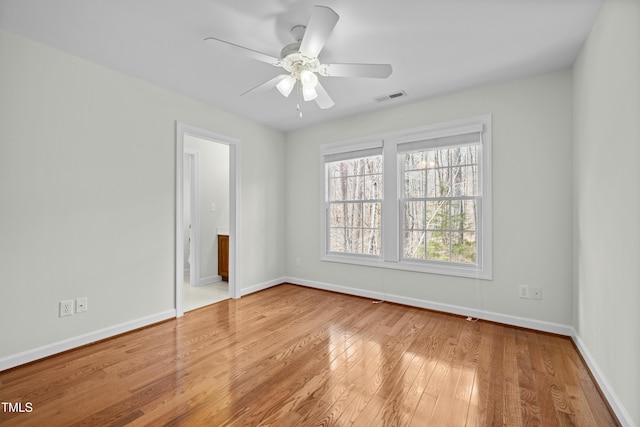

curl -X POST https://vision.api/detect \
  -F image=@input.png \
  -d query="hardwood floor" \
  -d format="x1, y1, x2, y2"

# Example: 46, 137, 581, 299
0, 284, 618, 426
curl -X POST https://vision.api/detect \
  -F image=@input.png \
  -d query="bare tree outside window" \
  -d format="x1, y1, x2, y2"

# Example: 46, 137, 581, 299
402, 145, 479, 264
327, 155, 383, 255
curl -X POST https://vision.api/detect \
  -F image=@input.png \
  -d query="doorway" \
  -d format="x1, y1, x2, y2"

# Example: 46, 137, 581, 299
183, 147, 230, 311
175, 123, 239, 317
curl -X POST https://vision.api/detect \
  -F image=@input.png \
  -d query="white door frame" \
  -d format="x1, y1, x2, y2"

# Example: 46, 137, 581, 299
175, 122, 240, 317
184, 149, 199, 288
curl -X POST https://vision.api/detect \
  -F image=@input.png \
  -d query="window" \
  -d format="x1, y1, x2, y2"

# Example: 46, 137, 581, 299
399, 133, 481, 265
321, 115, 491, 279
323, 143, 383, 257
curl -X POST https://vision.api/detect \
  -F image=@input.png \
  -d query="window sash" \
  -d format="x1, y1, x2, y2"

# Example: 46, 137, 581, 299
324, 151, 383, 257
399, 140, 482, 266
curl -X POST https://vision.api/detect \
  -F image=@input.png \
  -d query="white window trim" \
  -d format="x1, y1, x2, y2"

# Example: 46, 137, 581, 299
320, 137, 384, 260
320, 115, 492, 280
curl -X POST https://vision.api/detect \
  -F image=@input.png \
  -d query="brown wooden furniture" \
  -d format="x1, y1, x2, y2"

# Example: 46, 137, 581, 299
217, 234, 228, 281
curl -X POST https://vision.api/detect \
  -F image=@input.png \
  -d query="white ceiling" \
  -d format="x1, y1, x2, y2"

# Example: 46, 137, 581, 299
0, 0, 602, 132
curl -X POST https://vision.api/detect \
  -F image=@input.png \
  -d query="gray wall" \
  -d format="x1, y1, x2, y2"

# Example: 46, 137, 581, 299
573, 0, 640, 423
0, 29, 286, 359
286, 69, 574, 326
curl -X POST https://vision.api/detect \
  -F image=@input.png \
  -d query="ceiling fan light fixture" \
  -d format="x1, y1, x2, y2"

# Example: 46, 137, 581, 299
299, 69, 319, 88
276, 75, 296, 97
206, 6, 392, 113
302, 85, 318, 101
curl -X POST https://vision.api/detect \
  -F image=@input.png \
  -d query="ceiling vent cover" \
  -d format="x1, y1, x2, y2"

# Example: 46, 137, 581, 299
374, 90, 407, 103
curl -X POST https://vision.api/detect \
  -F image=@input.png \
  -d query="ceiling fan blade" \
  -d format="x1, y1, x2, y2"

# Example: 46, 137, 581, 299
314, 82, 335, 109
299, 6, 339, 59
320, 63, 393, 79
241, 75, 289, 96
204, 37, 281, 65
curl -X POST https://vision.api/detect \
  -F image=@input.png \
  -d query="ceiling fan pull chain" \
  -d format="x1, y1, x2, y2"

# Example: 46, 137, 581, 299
297, 82, 303, 118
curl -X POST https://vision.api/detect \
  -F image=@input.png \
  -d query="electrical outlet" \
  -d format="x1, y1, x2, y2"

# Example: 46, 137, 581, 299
76, 297, 88, 313
295, 257, 301, 267
519, 285, 530, 299
531, 287, 542, 300
59, 300, 74, 317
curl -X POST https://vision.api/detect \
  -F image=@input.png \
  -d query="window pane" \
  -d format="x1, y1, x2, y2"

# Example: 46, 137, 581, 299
449, 200, 476, 232
457, 146, 477, 166
426, 169, 437, 198
363, 156, 382, 175
346, 176, 361, 199
435, 149, 450, 168
363, 202, 381, 228
354, 158, 368, 174
462, 200, 477, 231
452, 166, 478, 196
346, 228, 363, 254
451, 232, 476, 263
450, 200, 462, 230
404, 170, 424, 198
329, 177, 345, 201
345, 203, 362, 227
429, 167, 451, 197
426, 231, 450, 261
403, 230, 425, 259
426, 201, 449, 231
404, 151, 427, 171
329, 162, 346, 178
330, 228, 345, 252
365, 175, 382, 200
329, 203, 345, 227
363, 228, 381, 255
403, 201, 425, 230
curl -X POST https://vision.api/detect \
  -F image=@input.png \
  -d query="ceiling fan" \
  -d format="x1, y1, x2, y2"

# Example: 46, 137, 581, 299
204, 5, 392, 112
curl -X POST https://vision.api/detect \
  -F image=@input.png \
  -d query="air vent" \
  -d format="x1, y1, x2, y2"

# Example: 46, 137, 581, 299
374, 90, 407, 103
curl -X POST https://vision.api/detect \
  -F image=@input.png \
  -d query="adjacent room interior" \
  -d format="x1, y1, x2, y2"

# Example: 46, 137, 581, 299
0, 0, 638, 425
182, 134, 231, 312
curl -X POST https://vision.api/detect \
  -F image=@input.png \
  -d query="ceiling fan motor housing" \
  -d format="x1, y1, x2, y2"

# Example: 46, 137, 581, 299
280, 42, 301, 60
280, 45, 320, 77
279, 24, 321, 79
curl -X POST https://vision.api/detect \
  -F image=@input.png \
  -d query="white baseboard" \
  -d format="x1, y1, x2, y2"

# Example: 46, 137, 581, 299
571, 330, 635, 427
241, 277, 285, 296
0, 309, 176, 372
285, 276, 573, 335
198, 275, 222, 286
0, 277, 282, 372
2, 279, 632, 426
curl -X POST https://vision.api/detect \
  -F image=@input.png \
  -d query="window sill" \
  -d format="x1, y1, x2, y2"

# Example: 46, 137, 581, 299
321, 254, 492, 280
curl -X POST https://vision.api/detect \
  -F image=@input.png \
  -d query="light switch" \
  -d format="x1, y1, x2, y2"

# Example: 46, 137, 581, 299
210, 203, 216, 212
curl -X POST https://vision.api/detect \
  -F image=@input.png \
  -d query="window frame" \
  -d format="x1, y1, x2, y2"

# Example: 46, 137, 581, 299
320, 115, 492, 280
326, 150, 383, 258
321, 138, 385, 263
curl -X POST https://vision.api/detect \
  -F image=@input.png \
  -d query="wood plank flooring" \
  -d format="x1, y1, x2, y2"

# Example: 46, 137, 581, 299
0, 284, 618, 426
